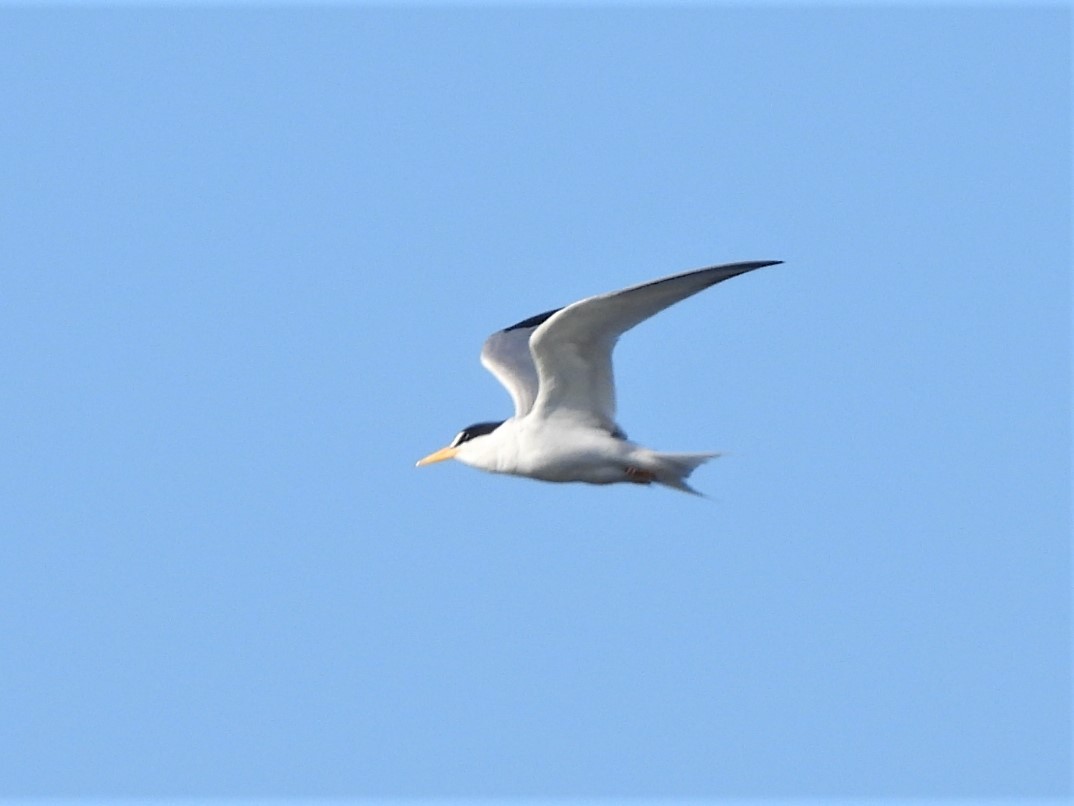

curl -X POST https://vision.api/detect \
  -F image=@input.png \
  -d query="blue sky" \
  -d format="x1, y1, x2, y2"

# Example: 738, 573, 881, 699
1, 4, 1070, 800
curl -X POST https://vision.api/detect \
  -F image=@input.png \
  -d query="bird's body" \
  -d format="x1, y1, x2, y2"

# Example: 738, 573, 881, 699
417, 260, 781, 494
455, 417, 631, 483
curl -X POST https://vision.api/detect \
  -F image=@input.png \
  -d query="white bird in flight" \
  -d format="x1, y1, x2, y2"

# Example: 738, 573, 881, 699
417, 260, 782, 494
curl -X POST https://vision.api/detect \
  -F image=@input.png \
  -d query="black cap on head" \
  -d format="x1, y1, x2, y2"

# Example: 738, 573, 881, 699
449, 420, 505, 448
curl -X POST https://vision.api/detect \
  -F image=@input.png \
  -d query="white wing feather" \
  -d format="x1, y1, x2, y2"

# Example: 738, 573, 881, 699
528, 261, 780, 430
479, 308, 559, 417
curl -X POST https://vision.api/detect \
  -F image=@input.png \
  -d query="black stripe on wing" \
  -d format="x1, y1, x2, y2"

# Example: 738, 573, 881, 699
629, 260, 783, 295
502, 307, 562, 332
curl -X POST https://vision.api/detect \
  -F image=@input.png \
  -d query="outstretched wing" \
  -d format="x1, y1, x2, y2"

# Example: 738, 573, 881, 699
528, 260, 781, 430
479, 307, 561, 417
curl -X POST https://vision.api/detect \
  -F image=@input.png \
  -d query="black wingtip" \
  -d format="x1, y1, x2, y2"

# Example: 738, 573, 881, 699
711, 259, 783, 273
730, 259, 784, 275
708, 259, 784, 280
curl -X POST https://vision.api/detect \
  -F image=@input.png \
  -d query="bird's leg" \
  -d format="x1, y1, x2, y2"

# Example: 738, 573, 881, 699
625, 466, 656, 484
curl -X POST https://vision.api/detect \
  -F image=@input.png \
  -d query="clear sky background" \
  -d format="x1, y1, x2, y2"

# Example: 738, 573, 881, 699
1, 4, 1070, 801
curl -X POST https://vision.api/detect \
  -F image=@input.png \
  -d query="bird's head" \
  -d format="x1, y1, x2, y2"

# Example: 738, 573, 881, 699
416, 420, 505, 468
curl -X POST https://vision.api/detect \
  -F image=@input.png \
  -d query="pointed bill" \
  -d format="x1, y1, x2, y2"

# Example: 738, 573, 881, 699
415, 446, 458, 467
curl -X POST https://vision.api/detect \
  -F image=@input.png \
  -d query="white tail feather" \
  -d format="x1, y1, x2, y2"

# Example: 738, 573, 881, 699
638, 451, 721, 495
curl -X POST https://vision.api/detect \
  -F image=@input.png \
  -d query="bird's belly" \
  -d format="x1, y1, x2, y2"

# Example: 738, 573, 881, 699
510, 430, 634, 485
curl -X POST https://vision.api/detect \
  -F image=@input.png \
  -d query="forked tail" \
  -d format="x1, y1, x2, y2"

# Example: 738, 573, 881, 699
641, 451, 721, 495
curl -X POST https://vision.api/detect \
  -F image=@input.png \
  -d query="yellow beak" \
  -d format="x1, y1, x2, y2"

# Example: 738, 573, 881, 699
415, 445, 458, 467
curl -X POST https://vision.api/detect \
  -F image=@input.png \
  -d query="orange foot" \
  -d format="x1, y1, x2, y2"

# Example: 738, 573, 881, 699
625, 466, 656, 484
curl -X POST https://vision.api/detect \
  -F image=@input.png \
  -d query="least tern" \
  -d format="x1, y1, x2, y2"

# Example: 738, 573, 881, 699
417, 260, 781, 494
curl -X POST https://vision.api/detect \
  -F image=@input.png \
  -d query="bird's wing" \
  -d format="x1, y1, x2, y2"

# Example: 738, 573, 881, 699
528, 260, 781, 430
480, 307, 561, 417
